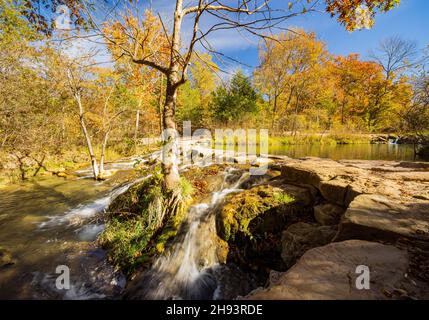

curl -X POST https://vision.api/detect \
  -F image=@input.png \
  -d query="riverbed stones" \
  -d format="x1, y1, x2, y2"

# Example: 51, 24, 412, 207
314, 203, 345, 226
335, 194, 429, 243
280, 222, 336, 267
246, 240, 410, 300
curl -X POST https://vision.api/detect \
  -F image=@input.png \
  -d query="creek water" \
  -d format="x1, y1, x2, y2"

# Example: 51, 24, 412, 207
127, 169, 250, 300
269, 143, 423, 162
0, 143, 424, 299
0, 160, 143, 299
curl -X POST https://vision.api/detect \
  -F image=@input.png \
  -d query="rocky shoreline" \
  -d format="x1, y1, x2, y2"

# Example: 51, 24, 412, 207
240, 157, 429, 299
102, 156, 429, 300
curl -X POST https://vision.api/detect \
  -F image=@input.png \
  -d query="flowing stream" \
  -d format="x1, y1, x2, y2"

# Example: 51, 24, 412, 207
0, 157, 252, 300
0, 160, 144, 299
1, 143, 424, 299
127, 169, 249, 300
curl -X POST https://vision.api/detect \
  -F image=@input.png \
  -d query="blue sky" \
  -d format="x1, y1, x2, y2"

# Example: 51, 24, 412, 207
70, 1, 429, 73
214, 0, 429, 71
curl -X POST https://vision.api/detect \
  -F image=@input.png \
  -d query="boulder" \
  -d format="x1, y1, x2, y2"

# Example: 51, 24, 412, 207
268, 180, 317, 207
239, 170, 281, 190
281, 222, 336, 267
319, 179, 351, 206
314, 203, 345, 226
217, 184, 296, 241
251, 157, 274, 167
246, 240, 410, 300
335, 194, 429, 243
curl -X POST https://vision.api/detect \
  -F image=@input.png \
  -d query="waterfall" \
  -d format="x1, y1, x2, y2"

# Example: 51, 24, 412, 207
388, 137, 400, 145
38, 175, 151, 229
127, 169, 249, 300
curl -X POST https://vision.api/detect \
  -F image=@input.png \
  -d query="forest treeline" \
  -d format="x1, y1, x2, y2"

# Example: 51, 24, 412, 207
0, 1, 428, 181
180, 29, 428, 136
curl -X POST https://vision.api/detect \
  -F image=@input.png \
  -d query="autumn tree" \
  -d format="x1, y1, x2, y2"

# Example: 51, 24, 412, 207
176, 53, 219, 129
64, 54, 132, 180
0, 0, 71, 178
254, 29, 328, 133
100, 0, 399, 194
328, 54, 389, 130
51, 0, 397, 229
398, 60, 429, 154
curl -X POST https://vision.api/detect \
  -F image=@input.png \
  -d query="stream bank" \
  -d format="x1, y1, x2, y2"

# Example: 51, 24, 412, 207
1, 152, 429, 300
101, 155, 429, 300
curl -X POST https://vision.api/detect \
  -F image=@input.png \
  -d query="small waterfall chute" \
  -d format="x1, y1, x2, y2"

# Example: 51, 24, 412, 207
127, 169, 248, 300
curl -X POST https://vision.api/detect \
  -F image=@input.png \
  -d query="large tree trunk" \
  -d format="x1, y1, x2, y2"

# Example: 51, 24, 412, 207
158, 73, 164, 135
160, 0, 185, 193
161, 79, 181, 192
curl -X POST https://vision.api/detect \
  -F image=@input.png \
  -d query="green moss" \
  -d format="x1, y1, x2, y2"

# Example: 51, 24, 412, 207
219, 185, 294, 242
98, 217, 151, 273
180, 177, 195, 198
99, 174, 161, 275
98, 166, 192, 276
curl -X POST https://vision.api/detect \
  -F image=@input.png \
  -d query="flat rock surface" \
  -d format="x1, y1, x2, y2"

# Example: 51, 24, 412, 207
281, 222, 336, 267
246, 240, 410, 300
280, 158, 429, 204
335, 194, 429, 242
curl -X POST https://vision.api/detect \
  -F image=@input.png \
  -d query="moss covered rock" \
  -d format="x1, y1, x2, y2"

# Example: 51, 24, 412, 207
98, 168, 192, 276
98, 164, 231, 277
218, 185, 294, 242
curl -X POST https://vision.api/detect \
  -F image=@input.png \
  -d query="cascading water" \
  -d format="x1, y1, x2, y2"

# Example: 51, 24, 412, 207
0, 168, 152, 299
126, 169, 249, 300
38, 175, 151, 229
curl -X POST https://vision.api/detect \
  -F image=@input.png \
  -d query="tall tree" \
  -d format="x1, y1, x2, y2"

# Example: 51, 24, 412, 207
254, 29, 328, 132
100, 0, 399, 197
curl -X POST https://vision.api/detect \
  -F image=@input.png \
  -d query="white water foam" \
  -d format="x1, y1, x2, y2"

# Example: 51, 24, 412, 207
38, 175, 151, 229
136, 169, 249, 299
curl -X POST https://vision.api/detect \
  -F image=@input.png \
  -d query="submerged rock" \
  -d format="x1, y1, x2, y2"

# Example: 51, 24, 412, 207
0, 247, 16, 268
246, 240, 411, 300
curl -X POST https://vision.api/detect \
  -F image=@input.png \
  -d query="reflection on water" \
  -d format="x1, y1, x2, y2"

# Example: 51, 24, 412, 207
269, 143, 424, 162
